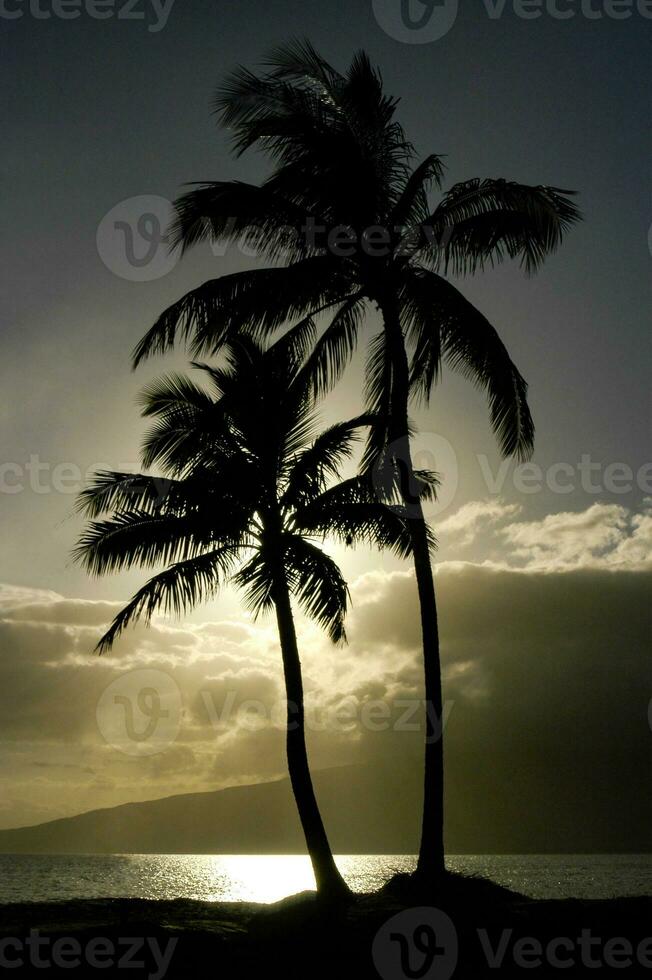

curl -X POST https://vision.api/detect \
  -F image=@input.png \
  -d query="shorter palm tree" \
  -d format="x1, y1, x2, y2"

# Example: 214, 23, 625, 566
74, 330, 435, 900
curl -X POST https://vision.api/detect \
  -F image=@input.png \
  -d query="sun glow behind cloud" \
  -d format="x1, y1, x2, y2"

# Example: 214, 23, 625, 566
0, 499, 649, 847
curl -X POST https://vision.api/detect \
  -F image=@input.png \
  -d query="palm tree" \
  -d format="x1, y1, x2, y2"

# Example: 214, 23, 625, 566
131, 42, 581, 883
74, 331, 430, 900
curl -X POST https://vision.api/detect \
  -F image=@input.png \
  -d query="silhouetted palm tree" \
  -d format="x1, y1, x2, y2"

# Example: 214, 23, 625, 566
75, 332, 430, 900
131, 42, 581, 883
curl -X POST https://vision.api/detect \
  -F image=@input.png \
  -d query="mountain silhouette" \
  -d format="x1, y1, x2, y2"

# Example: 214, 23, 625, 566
0, 762, 648, 854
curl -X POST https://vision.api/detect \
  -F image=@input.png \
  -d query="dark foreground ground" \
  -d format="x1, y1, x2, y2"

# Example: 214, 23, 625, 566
0, 873, 650, 978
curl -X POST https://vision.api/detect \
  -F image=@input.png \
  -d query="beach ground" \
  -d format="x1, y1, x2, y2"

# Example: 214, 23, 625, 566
0, 872, 650, 978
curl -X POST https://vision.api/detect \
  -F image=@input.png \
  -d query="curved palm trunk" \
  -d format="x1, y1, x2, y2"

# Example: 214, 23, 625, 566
380, 296, 446, 882
272, 572, 351, 900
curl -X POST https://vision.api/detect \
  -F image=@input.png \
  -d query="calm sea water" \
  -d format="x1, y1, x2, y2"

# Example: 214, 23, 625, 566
0, 854, 649, 905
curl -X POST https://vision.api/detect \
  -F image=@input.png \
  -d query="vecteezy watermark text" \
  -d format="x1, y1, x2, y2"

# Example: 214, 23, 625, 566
97, 668, 455, 756
0, 0, 175, 31
0, 932, 177, 979
372, 0, 652, 45
95, 196, 457, 282
479, 928, 652, 970
199, 690, 454, 742
2, 449, 650, 507
0, 455, 141, 495
373, 907, 652, 978
479, 453, 652, 497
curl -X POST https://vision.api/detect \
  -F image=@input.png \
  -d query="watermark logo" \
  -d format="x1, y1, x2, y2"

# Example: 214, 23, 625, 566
372, 0, 459, 43
373, 0, 652, 43
373, 911, 652, 975
96, 195, 177, 282
372, 431, 459, 520
96, 668, 182, 756
372, 907, 459, 980
1, 450, 649, 501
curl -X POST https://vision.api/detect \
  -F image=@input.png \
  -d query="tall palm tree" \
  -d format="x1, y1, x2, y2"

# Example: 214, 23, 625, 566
74, 331, 431, 900
131, 42, 581, 883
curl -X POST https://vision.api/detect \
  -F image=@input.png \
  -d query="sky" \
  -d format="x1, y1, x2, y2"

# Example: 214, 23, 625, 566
0, 1, 650, 841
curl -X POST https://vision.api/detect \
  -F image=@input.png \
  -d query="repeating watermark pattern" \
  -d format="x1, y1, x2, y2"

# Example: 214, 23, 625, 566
372, 0, 460, 44
286, 217, 453, 259
373, 907, 652, 976
96, 195, 178, 281
0, 932, 177, 977
199, 691, 454, 742
96, 669, 454, 756
373, 0, 652, 42
2, 449, 650, 506
478, 453, 652, 498
373, 907, 459, 980
95, 207, 456, 281
96, 668, 182, 756
0, 456, 148, 495
477, 929, 652, 970
372, 432, 459, 520
0, 0, 175, 30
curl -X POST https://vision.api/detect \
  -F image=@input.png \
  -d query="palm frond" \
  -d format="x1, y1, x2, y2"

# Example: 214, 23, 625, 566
284, 536, 349, 643
282, 417, 367, 507
391, 154, 447, 234
361, 330, 394, 472
301, 295, 365, 399
294, 474, 414, 559
132, 260, 350, 367
263, 39, 340, 91
139, 373, 239, 474
403, 266, 535, 460
214, 44, 412, 228
75, 471, 180, 519
168, 180, 315, 257
232, 550, 276, 618
73, 510, 219, 576
139, 372, 217, 419
421, 179, 581, 275
215, 42, 343, 160
96, 547, 237, 653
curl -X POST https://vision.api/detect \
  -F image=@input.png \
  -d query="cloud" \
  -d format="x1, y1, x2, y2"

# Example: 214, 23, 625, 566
431, 499, 652, 571
0, 504, 649, 847
437, 499, 522, 547
501, 501, 652, 570
0, 583, 62, 609
1, 597, 124, 627
0, 593, 288, 825
342, 561, 651, 851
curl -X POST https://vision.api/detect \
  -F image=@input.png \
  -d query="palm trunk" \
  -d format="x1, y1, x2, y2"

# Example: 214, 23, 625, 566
380, 295, 446, 882
409, 514, 445, 880
272, 571, 351, 900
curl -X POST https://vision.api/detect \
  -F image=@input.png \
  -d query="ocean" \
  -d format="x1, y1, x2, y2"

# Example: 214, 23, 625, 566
0, 854, 649, 905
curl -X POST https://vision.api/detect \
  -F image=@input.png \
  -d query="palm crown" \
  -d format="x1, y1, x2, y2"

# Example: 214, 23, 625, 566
133, 40, 580, 463
75, 331, 429, 652
75, 330, 439, 898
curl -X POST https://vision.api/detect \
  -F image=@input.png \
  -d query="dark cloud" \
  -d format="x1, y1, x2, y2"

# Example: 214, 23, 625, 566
0, 534, 649, 847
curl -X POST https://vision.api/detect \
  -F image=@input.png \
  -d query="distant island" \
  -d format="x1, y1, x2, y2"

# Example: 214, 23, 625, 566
0, 764, 648, 855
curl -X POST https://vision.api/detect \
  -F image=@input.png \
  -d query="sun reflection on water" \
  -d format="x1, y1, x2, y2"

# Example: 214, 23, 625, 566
110, 853, 414, 903
1, 854, 647, 905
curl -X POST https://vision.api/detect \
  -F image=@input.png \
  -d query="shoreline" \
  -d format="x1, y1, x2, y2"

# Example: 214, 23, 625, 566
0, 874, 650, 978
